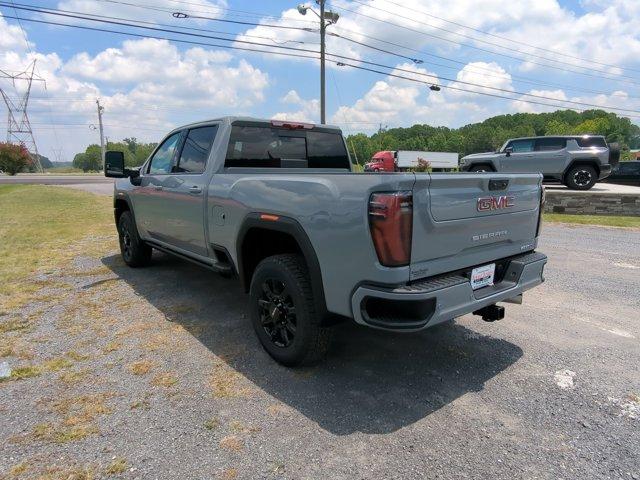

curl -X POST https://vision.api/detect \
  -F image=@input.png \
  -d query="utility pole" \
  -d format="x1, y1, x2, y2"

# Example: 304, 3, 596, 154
96, 99, 105, 168
319, 0, 326, 124
297, 2, 339, 124
0, 60, 45, 171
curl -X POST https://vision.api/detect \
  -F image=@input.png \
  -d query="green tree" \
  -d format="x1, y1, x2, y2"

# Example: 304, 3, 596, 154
72, 144, 102, 172
0, 142, 32, 175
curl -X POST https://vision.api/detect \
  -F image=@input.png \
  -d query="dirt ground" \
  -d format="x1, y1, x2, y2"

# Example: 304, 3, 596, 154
1, 221, 638, 480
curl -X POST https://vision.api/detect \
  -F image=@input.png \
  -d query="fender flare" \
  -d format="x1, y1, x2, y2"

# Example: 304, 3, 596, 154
236, 213, 327, 318
113, 192, 134, 224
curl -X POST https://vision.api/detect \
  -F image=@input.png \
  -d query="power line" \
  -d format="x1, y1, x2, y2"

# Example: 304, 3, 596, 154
16, 0, 637, 95
335, 61, 640, 120
85, 0, 316, 31
0, 13, 320, 59
2, 9, 639, 117
94, 0, 318, 25
110, 1, 592, 95
327, 1, 640, 86
345, 0, 640, 77
329, 26, 640, 100
368, 0, 640, 75
0, 3, 320, 54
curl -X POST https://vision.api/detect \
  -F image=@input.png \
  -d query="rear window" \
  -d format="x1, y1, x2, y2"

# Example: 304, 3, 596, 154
225, 126, 349, 169
575, 136, 607, 148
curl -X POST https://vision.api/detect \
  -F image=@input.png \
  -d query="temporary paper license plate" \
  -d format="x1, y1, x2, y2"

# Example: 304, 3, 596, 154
470, 263, 495, 290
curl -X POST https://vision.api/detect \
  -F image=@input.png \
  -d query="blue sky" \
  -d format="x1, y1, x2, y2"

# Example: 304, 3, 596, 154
1, 0, 639, 161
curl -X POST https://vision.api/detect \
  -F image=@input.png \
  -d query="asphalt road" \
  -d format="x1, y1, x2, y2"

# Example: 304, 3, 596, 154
2, 222, 638, 479
0, 174, 114, 195
0, 174, 114, 185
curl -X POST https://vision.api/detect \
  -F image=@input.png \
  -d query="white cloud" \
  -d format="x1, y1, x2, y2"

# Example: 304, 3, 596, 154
512, 89, 569, 113
447, 62, 513, 99
0, 13, 31, 51
272, 89, 319, 123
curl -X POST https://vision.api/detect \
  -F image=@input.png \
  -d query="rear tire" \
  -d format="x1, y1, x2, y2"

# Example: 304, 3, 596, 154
249, 254, 332, 367
565, 165, 597, 190
117, 211, 152, 267
469, 165, 493, 173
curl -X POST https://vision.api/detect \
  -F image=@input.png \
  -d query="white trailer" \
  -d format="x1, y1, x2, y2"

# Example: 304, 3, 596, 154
395, 150, 459, 170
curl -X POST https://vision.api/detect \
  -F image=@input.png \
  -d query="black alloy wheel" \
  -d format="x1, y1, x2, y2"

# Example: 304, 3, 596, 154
258, 278, 297, 348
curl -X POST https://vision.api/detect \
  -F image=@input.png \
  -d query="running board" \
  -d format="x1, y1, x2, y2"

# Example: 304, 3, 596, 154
146, 241, 234, 276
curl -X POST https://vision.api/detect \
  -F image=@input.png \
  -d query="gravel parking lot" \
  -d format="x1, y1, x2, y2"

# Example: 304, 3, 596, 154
1, 223, 638, 479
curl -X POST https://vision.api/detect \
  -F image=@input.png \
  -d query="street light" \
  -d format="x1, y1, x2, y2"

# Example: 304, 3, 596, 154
297, 1, 339, 124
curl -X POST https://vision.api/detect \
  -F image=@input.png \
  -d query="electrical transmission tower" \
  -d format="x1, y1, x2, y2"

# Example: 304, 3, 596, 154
0, 60, 45, 172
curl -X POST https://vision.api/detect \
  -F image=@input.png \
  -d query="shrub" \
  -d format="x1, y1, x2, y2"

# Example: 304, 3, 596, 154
0, 142, 32, 175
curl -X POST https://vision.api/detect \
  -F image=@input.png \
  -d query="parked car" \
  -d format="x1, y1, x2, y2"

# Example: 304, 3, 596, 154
460, 135, 619, 190
105, 117, 547, 366
604, 161, 640, 186
364, 150, 458, 172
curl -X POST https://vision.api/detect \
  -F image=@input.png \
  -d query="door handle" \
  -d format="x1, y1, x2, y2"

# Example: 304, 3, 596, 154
153, 185, 163, 191
188, 186, 202, 195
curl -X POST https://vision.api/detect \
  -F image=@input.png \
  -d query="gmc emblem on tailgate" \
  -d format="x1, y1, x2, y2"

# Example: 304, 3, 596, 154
477, 195, 515, 212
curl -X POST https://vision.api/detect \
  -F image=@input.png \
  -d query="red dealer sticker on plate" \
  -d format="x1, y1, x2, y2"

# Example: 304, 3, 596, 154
470, 263, 496, 290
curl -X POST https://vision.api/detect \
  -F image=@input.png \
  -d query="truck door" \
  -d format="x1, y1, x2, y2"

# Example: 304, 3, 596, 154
160, 125, 219, 257
499, 139, 535, 173
532, 137, 567, 174
132, 131, 183, 241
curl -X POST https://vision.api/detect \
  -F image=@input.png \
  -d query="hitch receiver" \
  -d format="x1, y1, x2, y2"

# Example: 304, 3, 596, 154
473, 304, 505, 322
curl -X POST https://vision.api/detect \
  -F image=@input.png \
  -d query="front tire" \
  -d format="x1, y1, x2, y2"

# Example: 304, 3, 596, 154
117, 211, 152, 267
249, 254, 332, 367
565, 165, 597, 190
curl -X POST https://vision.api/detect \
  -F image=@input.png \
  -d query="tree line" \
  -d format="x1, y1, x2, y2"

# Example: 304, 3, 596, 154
72, 138, 158, 172
345, 110, 640, 164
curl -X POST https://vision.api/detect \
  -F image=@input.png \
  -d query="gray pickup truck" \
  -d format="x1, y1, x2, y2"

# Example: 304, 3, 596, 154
460, 135, 619, 190
105, 117, 547, 366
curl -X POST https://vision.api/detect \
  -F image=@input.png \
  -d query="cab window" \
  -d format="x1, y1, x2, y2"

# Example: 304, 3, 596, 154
535, 138, 566, 151
174, 125, 218, 174
508, 139, 535, 153
148, 132, 181, 174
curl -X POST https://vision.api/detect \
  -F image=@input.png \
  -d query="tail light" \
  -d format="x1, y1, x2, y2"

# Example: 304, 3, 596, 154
368, 191, 413, 267
536, 185, 545, 237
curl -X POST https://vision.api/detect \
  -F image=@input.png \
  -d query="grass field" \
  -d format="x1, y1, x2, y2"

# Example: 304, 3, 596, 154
544, 213, 640, 228
0, 185, 114, 310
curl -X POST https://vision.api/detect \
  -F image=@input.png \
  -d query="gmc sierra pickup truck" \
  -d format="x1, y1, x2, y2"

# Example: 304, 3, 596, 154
105, 117, 547, 366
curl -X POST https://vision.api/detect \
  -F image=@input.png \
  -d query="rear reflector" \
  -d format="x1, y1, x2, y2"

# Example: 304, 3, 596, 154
260, 213, 280, 222
368, 191, 413, 267
270, 120, 314, 130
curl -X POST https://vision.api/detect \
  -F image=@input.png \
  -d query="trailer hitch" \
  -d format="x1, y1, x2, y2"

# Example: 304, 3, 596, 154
473, 304, 505, 322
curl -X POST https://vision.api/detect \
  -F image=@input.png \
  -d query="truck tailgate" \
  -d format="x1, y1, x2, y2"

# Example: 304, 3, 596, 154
410, 173, 542, 280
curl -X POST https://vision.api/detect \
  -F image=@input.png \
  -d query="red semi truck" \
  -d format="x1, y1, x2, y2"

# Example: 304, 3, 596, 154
364, 150, 459, 172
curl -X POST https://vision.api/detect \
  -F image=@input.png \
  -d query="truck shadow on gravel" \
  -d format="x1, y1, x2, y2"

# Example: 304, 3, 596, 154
103, 252, 523, 435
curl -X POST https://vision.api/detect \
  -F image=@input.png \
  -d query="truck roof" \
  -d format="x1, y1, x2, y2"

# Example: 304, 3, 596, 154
507, 134, 605, 141
167, 116, 342, 135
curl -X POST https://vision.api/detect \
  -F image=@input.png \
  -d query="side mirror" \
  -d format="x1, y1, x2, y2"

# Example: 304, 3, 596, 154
105, 151, 126, 178
504, 146, 513, 157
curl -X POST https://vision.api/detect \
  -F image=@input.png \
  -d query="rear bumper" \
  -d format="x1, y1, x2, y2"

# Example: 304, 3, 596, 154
351, 251, 547, 331
599, 164, 612, 180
